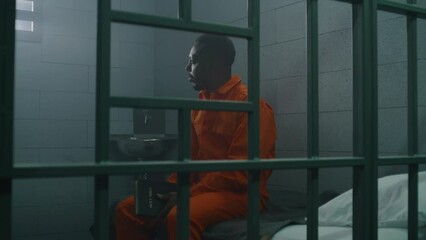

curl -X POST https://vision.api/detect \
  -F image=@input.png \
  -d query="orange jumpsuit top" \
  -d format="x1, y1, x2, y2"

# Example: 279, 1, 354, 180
168, 75, 276, 205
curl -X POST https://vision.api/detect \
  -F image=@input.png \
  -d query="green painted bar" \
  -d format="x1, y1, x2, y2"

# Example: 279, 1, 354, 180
408, 164, 419, 240
353, 0, 364, 158
353, 166, 367, 240
176, 109, 191, 239
407, 0, 418, 157
307, 0, 319, 239
407, 1, 419, 238
362, 0, 379, 239
94, 177, 110, 240
4, 157, 365, 178
177, 173, 191, 239
95, 0, 112, 239
111, 11, 254, 38
307, 0, 319, 159
0, 0, 15, 239
378, 0, 426, 18
0, 179, 12, 240
110, 96, 254, 112
247, 171, 261, 240
96, 2, 112, 165
352, 2, 366, 239
378, 155, 426, 165
179, 0, 192, 21
307, 168, 319, 240
246, 1, 262, 238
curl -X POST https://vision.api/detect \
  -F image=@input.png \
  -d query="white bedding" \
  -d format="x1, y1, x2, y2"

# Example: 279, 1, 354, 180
271, 225, 426, 240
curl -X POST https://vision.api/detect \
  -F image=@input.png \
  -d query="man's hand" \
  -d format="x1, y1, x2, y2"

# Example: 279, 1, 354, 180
156, 192, 177, 221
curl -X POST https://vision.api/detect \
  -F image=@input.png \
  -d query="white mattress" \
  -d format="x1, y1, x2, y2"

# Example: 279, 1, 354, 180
271, 225, 426, 240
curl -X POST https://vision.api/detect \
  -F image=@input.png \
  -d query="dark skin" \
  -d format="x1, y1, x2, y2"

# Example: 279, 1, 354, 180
155, 41, 233, 221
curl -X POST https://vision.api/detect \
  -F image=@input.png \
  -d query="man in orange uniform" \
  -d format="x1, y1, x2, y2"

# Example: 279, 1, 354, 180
115, 34, 276, 240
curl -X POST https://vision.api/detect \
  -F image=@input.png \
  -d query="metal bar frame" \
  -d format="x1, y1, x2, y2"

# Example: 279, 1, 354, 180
406, 0, 419, 239
94, 0, 112, 238
361, 1, 379, 239
306, 0, 319, 239
0, 1, 15, 239
1, 0, 426, 239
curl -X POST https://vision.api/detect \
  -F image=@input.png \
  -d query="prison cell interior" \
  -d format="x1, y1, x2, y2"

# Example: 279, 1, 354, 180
1, 0, 426, 240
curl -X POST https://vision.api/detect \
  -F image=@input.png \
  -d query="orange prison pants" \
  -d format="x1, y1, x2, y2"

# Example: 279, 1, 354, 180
115, 192, 248, 240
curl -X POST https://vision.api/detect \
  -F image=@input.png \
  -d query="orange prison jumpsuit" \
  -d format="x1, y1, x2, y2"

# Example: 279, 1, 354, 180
115, 75, 277, 240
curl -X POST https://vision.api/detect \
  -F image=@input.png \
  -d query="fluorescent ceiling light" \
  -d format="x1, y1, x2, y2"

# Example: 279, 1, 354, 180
16, 0, 34, 12
15, 20, 34, 32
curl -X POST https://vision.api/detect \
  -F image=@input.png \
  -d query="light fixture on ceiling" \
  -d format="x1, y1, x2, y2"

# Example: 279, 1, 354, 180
16, 0, 34, 32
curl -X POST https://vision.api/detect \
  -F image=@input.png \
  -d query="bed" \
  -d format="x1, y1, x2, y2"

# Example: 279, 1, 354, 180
272, 225, 426, 240
203, 171, 426, 240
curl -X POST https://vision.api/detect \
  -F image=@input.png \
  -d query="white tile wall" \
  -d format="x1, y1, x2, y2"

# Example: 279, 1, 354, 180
276, 113, 307, 152
319, 69, 352, 112
110, 67, 154, 98
43, 0, 96, 11
12, 206, 39, 237
378, 62, 408, 108
318, 28, 352, 73
40, 92, 93, 120
378, 16, 407, 65
276, 2, 306, 42
260, 0, 304, 13
14, 90, 40, 119
38, 203, 93, 234
42, 35, 96, 65
318, 0, 352, 34
378, 108, 408, 155
319, 111, 353, 152
277, 76, 307, 114
192, 0, 247, 26
43, 7, 92, 38
260, 11, 276, 46
39, 148, 94, 164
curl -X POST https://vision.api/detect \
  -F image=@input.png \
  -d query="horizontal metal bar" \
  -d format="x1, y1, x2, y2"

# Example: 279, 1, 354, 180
378, 0, 426, 18
4, 157, 365, 178
110, 10, 254, 39
110, 96, 254, 112
378, 155, 426, 165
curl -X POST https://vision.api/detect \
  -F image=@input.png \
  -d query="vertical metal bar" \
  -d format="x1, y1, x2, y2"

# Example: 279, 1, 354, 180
352, 167, 366, 240
95, 0, 111, 239
407, 0, 419, 238
247, 1, 261, 240
179, 0, 192, 22
0, 0, 15, 239
307, 168, 319, 240
307, 0, 319, 239
176, 109, 191, 239
408, 164, 419, 240
352, 2, 365, 240
353, 0, 364, 158
307, 0, 319, 158
407, 0, 418, 157
362, 0, 379, 239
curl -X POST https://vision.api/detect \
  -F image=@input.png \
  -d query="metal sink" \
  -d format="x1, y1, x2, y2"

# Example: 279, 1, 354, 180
116, 134, 177, 159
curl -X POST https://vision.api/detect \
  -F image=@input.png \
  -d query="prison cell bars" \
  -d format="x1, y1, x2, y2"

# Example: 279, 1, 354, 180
377, 1, 426, 240
1, 0, 426, 240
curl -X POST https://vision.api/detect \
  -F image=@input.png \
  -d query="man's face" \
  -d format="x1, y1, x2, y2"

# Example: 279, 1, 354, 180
185, 45, 212, 91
